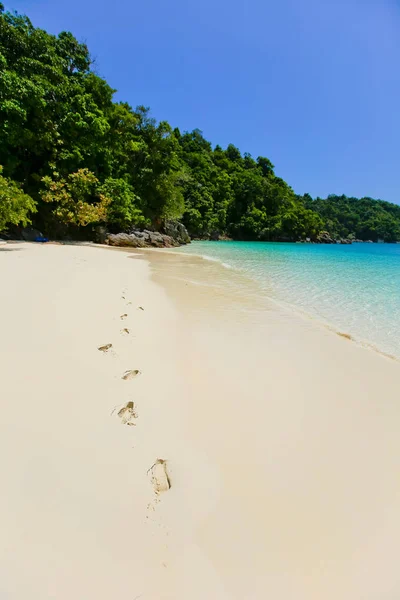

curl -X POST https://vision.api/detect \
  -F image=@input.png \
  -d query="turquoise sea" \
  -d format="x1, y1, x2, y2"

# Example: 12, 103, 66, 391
176, 241, 400, 358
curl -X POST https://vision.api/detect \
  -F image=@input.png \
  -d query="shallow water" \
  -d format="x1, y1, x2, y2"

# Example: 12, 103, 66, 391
175, 241, 400, 358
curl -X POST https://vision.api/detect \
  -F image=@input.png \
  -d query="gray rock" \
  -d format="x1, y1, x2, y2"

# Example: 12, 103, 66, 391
107, 230, 179, 248
316, 231, 335, 244
107, 233, 147, 247
132, 230, 147, 239
162, 220, 190, 245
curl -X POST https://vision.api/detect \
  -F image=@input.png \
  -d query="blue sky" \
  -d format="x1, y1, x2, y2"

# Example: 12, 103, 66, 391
6, 0, 400, 203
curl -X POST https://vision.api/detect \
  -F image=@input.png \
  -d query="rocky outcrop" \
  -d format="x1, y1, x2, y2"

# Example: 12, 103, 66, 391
107, 221, 190, 248
107, 230, 179, 248
316, 231, 353, 244
162, 220, 190, 245
316, 231, 335, 244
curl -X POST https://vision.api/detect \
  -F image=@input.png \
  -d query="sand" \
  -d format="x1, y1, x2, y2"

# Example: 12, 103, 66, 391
2, 241, 400, 599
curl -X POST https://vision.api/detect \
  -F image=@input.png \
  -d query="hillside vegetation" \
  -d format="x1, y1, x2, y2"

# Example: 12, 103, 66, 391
1, 4, 399, 242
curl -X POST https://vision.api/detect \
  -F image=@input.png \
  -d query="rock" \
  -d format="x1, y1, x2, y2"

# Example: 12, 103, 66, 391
210, 231, 220, 241
162, 220, 190, 245
316, 231, 335, 244
147, 231, 169, 246
192, 233, 210, 241
107, 229, 179, 248
340, 238, 352, 244
150, 459, 170, 493
107, 233, 146, 248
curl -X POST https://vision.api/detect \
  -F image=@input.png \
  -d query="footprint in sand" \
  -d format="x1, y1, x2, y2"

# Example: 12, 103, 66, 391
121, 328, 130, 335
112, 401, 138, 426
122, 369, 141, 380
98, 343, 112, 352
138, 306, 144, 311
120, 313, 128, 320
149, 459, 171, 494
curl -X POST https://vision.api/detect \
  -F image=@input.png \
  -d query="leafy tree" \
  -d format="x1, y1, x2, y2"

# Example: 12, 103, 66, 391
0, 166, 36, 230
40, 169, 109, 227
100, 178, 147, 231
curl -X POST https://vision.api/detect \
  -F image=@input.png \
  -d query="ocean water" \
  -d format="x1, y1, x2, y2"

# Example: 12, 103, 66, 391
176, 241, 400, 358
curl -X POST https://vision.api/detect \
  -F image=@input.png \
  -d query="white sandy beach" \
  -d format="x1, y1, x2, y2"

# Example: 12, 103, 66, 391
2, 242, 400, 600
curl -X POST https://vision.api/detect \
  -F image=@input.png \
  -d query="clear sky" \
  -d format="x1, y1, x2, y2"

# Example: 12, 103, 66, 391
6, 0, 400, 203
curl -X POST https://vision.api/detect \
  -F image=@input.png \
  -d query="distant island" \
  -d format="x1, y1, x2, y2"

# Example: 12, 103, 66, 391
1, 3, 400, 244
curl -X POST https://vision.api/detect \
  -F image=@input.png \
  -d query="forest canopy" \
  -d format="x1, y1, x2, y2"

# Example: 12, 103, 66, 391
1, 4, 399, 242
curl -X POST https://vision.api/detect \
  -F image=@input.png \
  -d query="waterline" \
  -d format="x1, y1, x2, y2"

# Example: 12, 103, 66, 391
175, 241, 400, 359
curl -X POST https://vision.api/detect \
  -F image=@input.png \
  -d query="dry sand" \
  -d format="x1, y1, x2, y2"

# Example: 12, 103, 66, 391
2, 241, 400, 599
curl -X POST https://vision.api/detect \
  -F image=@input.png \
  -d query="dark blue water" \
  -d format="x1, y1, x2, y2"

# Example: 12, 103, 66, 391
177, 241, 400, 357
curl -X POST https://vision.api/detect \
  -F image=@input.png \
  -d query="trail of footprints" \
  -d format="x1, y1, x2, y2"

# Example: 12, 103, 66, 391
98, 292, 170, 497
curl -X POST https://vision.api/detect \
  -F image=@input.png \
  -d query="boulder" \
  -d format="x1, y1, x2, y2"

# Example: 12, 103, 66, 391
107, 229, 179, 248
162, 220, 190, 245
107, 233, 147, 247
316, 231, 335, 244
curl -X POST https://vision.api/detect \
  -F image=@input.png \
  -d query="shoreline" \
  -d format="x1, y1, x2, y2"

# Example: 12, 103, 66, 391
2, 242, 400, 599
147, 246, 400, 599
141, 244, 400, 363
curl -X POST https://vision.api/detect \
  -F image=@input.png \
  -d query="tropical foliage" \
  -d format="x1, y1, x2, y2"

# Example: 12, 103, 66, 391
0, 166, 36, 231
0, 4, 399, 242
302, 194, 400, 243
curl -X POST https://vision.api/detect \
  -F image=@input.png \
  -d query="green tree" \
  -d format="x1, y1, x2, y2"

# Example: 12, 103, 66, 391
100, 178, 147, 231
0, 166, 36, 231
40, 169, 109, 227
